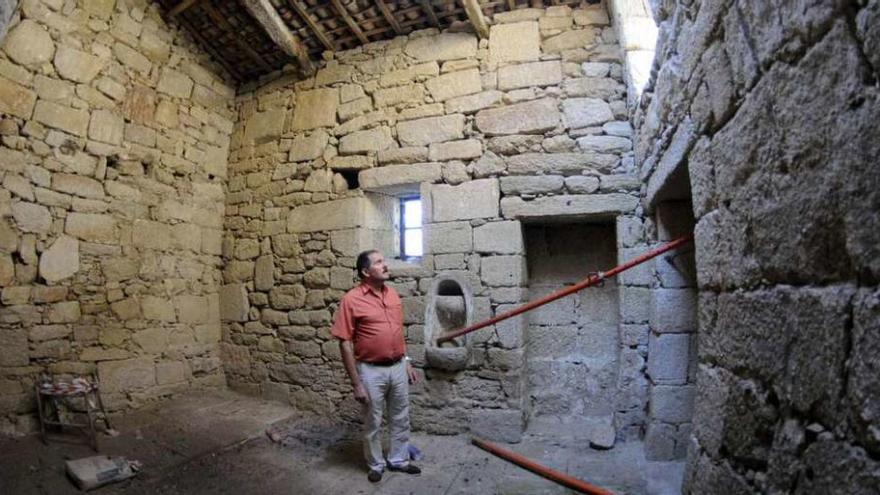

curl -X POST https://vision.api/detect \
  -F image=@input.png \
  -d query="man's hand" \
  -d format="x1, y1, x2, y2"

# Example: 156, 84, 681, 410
406, 362, 419, 385
353, 381, 369, 404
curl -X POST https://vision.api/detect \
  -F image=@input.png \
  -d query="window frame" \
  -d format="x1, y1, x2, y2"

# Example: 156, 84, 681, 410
398, 195, 422, 261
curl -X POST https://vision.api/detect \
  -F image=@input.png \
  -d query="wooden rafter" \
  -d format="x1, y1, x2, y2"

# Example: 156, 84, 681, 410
202, 2, 273, 72
168, 0, 202, 17
178, 15, 244, 81
462, 0, 490, 38
418, 0, 439, 27
330, 0, 369, 44
374, 0, 403, 35
242, 0, 315, 74
288, 0, 336, 52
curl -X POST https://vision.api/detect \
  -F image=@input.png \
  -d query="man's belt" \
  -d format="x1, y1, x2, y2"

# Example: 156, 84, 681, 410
365, 356, 403, 366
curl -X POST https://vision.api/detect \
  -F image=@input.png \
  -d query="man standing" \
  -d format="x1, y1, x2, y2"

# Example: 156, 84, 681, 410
332, 250, 421, 483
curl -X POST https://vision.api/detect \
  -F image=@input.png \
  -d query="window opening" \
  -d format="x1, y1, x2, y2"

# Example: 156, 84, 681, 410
399, 196, 422, 259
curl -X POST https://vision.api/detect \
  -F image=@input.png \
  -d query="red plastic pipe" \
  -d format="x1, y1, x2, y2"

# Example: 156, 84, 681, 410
472, 437, 615, 495
436, 235, 693, 345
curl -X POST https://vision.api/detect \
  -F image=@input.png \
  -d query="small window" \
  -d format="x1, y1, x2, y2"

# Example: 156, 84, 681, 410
399, 196, 422, 259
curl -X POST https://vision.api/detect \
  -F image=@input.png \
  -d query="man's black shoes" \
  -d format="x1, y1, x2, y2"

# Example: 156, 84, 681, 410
367, 470, 383, 483
387, 464, 421, 475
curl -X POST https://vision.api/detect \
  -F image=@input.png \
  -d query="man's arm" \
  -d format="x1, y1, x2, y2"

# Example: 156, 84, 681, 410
339, 340, 369, 403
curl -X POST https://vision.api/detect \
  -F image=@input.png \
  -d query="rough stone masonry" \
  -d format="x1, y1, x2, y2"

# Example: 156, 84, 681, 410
0, 0, 234, 434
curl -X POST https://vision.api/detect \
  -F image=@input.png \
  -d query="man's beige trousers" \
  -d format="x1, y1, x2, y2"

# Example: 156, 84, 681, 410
357, 360, 411, 471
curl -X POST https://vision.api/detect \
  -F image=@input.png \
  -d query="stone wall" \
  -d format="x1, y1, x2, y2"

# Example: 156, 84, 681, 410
224, 3, 652, 440
0, 0, 235, 433
637, 0, 880, 492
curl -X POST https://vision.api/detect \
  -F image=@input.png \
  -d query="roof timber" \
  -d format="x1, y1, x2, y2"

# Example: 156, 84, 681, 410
374, 0, 404, 35
418, 0, 440, 26
202, 2, 274, 72
461, 0, 490, 38
242, 0, 316, 75
330, 0, 370, 45
168, 0, 203, 17
288, 0, 337, 52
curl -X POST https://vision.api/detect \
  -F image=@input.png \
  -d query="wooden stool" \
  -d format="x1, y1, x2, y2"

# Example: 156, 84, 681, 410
35, 376, 112, 451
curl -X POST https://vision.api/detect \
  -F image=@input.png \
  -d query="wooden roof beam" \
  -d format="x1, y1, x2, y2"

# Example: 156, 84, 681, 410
418, 0, 439, 27
202, 2, 274, 73
462, 0, 490, 38
374, 0, 403, 35
288, 0, 337, 52
168, 0, 202, 18
330, 0, 370, 44
241, 0, 316, 74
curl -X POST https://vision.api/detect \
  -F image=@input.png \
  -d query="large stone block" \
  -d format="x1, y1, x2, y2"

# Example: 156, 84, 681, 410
245, 108, 285, 144
649, 385, 695, 424
475, 98, 560, 136
156, 68, 193, 98
507, 152, 617, 175
473, 221, 523, 254
292, 88, 338, 130
220, 284, 249, 322
131, 220, 170, 250
497, 61, 563, 90
33, 100, 89, 136
428, 139, 482, 161
489, 21, 540, 64
88, 109, 124, 145
140, 296, 175, 322
54, 46, 104, 83
647, 333, 691, 385
288, 130, 328, 162
12, 202, 51, 233
577, 135, 632, 154
501, 194, 637, 220
372, 85, 425, 108
338, 126, 393, 154
425, 68, 482, 102
425, 221, 472, 254
378, 147, 428, 165
701, 286, 853, 425
445, 90, 503, 115
359, 162, 441, 194
650, 288, 697, 333
562, 98, 613, 129
543, 29, 596, 53
98, 358, 156, 392
0, 76, 37, 119
481, 255, 526, 287
39, 235, 78, 283
53, 173, 104, 199
405, 33, 477, 62
564, 77, 625, 100
431, 179, 499, 222
398, 114, 465, 146
287, 196, 393, 233
499, 175, 564, 195
3, 20, 54, 66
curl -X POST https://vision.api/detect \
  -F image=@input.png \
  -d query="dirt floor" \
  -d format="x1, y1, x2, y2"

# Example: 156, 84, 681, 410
0, 390, 683, 494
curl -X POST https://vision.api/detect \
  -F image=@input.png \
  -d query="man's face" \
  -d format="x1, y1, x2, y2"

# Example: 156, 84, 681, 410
363, 252, 390, 282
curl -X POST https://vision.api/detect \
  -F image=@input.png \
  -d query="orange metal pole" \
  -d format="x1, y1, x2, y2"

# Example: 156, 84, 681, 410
472, 437, 615, 495
436, 235, 693, 345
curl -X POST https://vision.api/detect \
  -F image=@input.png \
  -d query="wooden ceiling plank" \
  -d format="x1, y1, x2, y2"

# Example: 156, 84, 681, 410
330, 0, 370, 44
418, 0, 440, 27
242, 0, 316, 74
168, 0, 202, 18
462, 0, 490, 38
202, 2, 274, 72
374, 0, 403, 35
178, 15, 244, 81
289, 0, 337, 52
